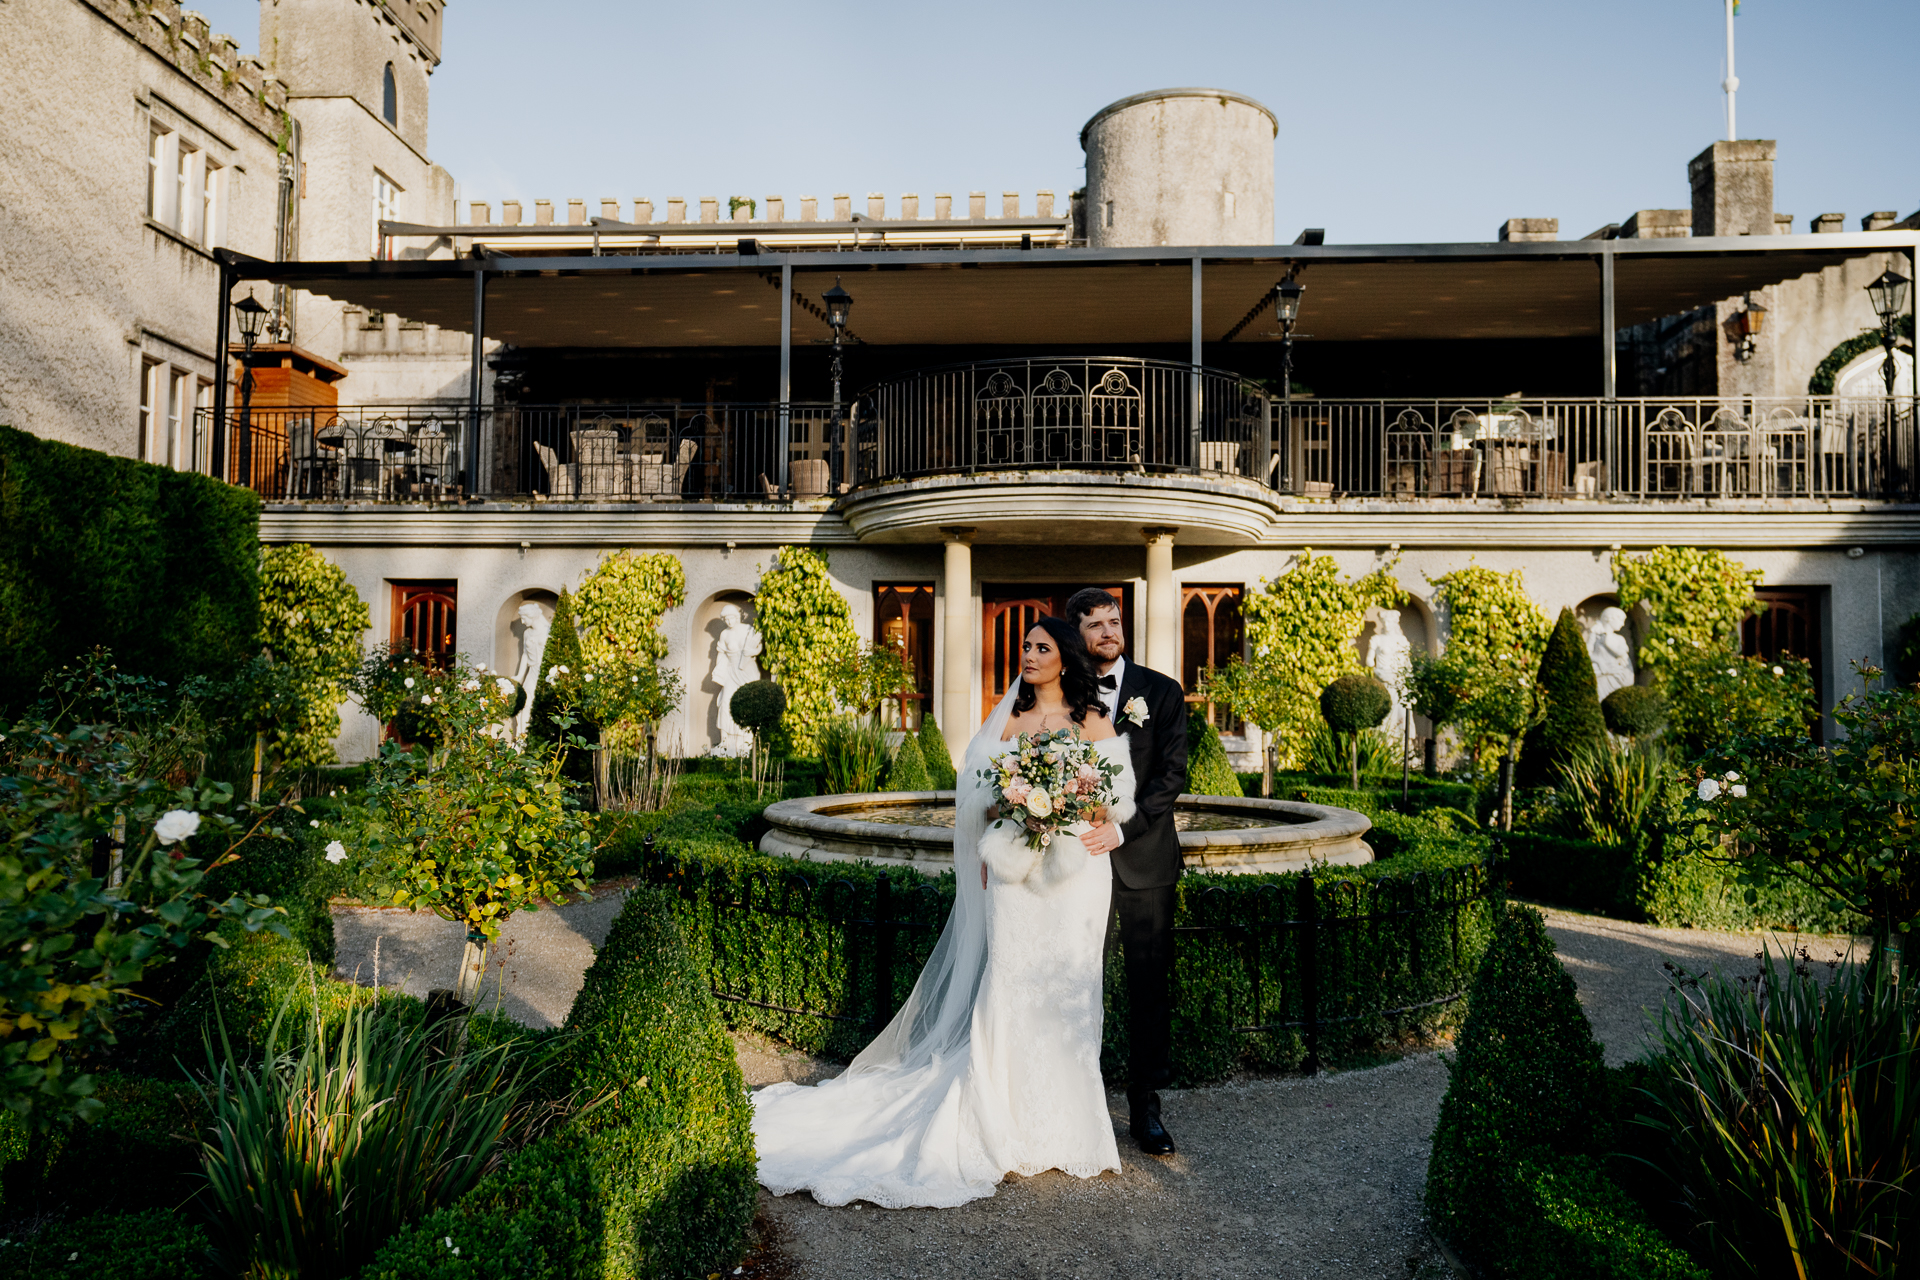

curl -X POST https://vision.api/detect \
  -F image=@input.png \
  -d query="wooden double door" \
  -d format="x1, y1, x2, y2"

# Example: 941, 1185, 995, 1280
979, 583, 1134, 723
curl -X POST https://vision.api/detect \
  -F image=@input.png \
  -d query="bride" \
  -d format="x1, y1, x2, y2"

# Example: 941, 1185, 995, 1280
752, 615, 1133, 1208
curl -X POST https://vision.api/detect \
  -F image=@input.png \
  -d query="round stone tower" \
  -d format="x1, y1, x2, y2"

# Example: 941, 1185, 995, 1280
1081, 88, 1276, 248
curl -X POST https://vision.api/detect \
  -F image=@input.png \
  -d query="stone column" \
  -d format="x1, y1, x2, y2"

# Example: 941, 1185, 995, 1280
1143, 526, 1179, 675
940, 528, 976, 757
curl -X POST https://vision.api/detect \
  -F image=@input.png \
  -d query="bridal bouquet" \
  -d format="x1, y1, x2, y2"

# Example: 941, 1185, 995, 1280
984, 728, 1125, 852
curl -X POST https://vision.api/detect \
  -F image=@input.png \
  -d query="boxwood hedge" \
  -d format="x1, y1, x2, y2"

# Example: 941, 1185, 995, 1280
0, 425, 260, 714
613, 778, 1495, 1083
1426, 902, 1706, 1279
360, 886, 756, 1280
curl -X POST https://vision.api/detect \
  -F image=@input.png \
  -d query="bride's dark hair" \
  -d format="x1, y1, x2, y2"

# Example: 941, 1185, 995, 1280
1011, 615, 1108, 725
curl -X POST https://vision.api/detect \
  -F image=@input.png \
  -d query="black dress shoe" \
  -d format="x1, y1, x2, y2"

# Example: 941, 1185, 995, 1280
1130, 1105, 1176, 1156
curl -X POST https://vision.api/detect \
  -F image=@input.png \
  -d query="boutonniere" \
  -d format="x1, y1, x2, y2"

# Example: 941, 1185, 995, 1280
1121, 696, 1150, 727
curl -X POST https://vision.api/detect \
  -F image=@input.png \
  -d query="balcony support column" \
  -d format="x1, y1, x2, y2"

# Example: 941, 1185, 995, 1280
1190, 255, 1203, 470
211, 259, 233, 479
940, 527, 976, 749
1143, 526, 1179, 675
777, 262, 793, 496
466, 263, 488, 496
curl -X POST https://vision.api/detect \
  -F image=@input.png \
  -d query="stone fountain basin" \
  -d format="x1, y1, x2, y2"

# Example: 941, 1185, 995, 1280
758, 792, 1372, 875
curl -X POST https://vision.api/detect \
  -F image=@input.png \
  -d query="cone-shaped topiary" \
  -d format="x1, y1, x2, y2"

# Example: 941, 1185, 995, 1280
1602, 685, 1668, 739
884, 731, 934, 792
1425, 904, 1613, 1268
526, 588, 587, 742
917, 715, 957, 790
1185, 707, 1245, 797
1522, 607, 1606, 786
1320, 673, 1391, 789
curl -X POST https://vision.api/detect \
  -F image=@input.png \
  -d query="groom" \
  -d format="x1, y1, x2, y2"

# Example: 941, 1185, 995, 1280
1067, 587, 1189, 1156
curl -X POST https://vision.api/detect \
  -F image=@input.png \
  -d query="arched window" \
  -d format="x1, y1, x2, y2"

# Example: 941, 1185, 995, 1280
382, 63, 397, 125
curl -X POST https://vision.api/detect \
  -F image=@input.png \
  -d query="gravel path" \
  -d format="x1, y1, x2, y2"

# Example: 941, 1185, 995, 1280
328, 892, 1862, 1278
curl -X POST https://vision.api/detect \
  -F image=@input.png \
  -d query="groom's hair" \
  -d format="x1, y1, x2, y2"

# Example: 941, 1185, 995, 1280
1064, 588, 1120, 627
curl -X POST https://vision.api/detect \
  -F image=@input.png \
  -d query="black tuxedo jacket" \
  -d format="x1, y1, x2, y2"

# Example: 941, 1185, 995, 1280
1110, 660, 1189, 891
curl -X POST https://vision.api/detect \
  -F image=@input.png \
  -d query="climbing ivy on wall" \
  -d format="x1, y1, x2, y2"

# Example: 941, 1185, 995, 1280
572, 551, 687, 749
257, 543, 370, 769
1428, 563, 1553, 770
754, 547, 861, 756
1808, 315, 1913, 395
1611, 546, 1763, 684
1217, 550, 1403, 770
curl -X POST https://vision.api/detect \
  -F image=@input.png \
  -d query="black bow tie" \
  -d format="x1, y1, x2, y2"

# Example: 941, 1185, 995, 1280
1098, 675, 1118, 690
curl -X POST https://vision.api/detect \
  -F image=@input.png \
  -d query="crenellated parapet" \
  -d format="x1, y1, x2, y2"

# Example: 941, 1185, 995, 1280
464, 190, 1067, 228
117, 0, 290, 135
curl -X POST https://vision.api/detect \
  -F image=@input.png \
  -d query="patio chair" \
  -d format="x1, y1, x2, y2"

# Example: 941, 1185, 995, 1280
533, 440, 574, 499
1432, 448, 1481, 496
790, 458, 831, 500
409, 429, 454, 498
1573, 460, 1608, 498
636, 437, 698, 498
285, 416, 332, 499
1198, 441, 1242, 475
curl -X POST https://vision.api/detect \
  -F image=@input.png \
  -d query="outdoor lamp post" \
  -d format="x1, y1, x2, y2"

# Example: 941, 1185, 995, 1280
1732, 293, 1767, 363
823, 278, 853, 487
232, 291, 269, 487
1866, 269, 1911, 397
1274, 277, 1304, 478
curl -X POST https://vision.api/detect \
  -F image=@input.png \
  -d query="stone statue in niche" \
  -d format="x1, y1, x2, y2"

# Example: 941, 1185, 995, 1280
1587, 606, 1635, 700
712, 603, 764, 756
509, 601, 552, 741
1367, 609, 1414, 734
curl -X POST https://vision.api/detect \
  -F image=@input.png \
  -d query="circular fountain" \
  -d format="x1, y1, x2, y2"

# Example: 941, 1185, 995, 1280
759, 792, 1372, 875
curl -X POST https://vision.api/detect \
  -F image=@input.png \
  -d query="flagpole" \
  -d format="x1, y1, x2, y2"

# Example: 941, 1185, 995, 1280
1723, 0, 1738, 141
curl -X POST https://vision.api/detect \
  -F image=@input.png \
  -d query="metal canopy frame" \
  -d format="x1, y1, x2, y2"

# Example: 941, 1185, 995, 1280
212, 231, 1919, 484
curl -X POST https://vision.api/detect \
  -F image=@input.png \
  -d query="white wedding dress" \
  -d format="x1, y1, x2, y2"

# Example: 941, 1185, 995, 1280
751, 688, 1132, 1208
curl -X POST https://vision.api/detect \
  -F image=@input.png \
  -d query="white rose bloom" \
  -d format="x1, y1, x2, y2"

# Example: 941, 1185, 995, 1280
1773, 666, 1784, 677
325, 840, 348, 864
1697, 778, 1722, 802
1724, 771, 1739, 782
1730, 784, 1748, 798
404, 677, 416, 689
154, 809, 201, 845
585, 673, 594, 683
496, 677, 515, 697
420, 695, 432, 705
310, 819, 320, 828
1024, 790, 1054, 819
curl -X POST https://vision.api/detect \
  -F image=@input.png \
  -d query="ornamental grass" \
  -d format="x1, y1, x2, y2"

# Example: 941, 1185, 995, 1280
1634, 947, 1920, 1278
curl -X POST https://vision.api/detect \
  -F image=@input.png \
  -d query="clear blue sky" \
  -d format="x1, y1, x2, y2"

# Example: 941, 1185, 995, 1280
198, 0, 1916, 243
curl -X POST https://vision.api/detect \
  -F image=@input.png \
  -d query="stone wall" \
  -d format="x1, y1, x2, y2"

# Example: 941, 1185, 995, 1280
0, 0, 288, 458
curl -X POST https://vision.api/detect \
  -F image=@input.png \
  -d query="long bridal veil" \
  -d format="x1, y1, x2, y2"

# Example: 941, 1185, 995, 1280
834, 683, 1017, 1080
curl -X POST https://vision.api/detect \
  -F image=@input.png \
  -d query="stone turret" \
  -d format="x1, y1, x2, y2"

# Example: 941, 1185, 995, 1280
1081, 88, 1276, 248
262, 0, 443, 153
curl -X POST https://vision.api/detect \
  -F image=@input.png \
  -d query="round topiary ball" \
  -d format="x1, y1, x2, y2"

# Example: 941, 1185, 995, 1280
730, 680, 787, 734
1602, 684, 1669, 738
1320, 673, 1392, 734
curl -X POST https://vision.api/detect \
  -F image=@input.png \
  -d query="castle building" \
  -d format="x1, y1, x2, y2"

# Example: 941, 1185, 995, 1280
3, 2, 1916, 766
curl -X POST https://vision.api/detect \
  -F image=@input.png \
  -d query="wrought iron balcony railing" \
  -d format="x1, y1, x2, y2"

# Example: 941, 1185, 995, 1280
204, 364, 1919, 506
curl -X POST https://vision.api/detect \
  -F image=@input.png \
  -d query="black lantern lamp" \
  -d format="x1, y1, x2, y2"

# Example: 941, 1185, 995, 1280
1275, 278, 1303, 327
822, 278, 854, 488
232, 291, 270, 483
1866, 269, 1911, 398
1733, 293, 1767, 362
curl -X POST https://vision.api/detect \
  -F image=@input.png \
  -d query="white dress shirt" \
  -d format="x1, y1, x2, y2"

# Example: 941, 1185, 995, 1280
1097, 656, 1127, 845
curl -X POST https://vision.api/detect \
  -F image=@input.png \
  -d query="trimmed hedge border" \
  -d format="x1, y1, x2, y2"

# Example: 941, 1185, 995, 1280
360, 886, 756, 1280
614, 781, 1495, 1082
0, 425, 260, 713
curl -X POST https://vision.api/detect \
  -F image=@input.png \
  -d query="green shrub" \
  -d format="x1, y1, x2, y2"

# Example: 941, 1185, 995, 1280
0, 1072, 204, 1218
256, 543, 371, 770
1185, 710, 1245, 797
1426, 904, 1613, 1263
361, 888, 756, 1280
728, 679, 785, 737
1303, 723, 1401, 781
1602, 685, 1669, 738
1665, 648, 1815, 759
1555, 741, 1666, 848
917, 715, 956, 789
0, 1207, 210, 1280
1497, 832, 1639, 916
1634, 947, 1917, 1278
1498, 1153, 1709, 1280
1320, 672, 1391, 733
1285, 775, 1480, 816
526, 587, 587, 743
884, 730, 933, 791
1522, 607, 1606, 786
0, 425, 261, 715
